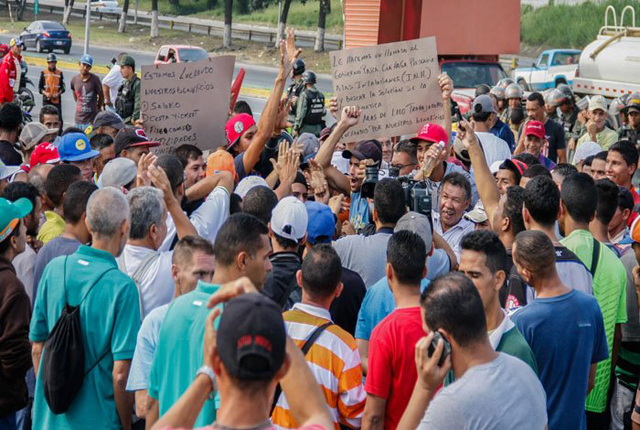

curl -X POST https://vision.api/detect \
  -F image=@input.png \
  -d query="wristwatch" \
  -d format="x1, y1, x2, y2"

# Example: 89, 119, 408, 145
196, 365, 217, 400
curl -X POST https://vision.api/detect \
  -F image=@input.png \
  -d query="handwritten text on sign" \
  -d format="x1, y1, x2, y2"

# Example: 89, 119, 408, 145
330, 37, 443, 142
140, 55, 235, 153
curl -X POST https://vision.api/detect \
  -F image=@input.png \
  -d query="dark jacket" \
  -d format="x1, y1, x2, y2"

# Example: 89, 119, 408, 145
262, 252, 301, 310
330, 267, 366, 336
0, 256, 32, 415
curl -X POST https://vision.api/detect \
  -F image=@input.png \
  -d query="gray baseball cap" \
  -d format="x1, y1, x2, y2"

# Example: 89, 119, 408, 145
98, 158, 137, 189
394, 211, 433, 254
472, 94, 496, 114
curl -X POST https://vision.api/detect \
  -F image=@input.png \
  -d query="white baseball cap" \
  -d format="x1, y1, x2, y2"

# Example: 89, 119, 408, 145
235, 176, 269, 199
588, 95, 607, 113
270, 196, 308, 243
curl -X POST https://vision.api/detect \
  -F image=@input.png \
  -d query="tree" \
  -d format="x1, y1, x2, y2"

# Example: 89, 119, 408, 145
314, 0, 330, 52
223, 0, 232, 48
16, 0, 27, 21
275, 0, 293, 47
118, 0, 130, 33
62, 0, 74, 24
206, 0, 217, 10
150, 0, 159, 37
168, 0, 180, 11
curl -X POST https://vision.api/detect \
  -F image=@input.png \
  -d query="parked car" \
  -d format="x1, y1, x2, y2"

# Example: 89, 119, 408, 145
20, 20, 71, 54
512, 49, 581, 91
90, 0, 121, 15
154, 45, 209, 65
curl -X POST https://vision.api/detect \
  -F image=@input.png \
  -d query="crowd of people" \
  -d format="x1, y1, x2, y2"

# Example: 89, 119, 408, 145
1, 28, 640, 430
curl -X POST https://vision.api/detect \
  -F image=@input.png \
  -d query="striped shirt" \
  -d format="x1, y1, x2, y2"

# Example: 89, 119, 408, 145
272, 303, 366, 430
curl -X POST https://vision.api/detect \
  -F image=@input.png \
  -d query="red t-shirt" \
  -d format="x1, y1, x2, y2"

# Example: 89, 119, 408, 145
628, 186, 640, 227
364, 307, 425, 430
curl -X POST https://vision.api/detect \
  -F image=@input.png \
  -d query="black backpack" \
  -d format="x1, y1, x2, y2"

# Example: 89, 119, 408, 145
40, 257, 116, 414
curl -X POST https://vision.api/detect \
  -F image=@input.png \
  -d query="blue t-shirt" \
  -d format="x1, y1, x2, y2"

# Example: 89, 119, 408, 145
512, 289, 608, 430
490, 118, 516, 152
355, 277, 430, 341
349, 191, 370, 232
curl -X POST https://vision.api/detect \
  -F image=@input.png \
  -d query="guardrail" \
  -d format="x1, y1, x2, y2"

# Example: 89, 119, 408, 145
2, 0, 343, 50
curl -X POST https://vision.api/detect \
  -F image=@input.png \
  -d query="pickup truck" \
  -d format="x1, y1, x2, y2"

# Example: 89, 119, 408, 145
512, 49, 581, 91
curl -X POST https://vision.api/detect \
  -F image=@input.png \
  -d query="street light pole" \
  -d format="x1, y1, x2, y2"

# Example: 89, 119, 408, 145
84, 0, 91, 54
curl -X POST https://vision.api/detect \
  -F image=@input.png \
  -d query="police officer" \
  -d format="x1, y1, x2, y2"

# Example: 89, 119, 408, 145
38, 53, 65, 112
293, 71, 325, 138
287, 58, 306, 125
620, 93, 640, 145
501, 83, 524, 124
115, 55, 140, 125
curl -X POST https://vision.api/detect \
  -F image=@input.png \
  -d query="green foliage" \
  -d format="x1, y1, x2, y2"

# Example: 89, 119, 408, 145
521, 0, 640, 48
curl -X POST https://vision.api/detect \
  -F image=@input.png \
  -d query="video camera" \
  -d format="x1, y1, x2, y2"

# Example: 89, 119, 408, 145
389, 171, 433, 222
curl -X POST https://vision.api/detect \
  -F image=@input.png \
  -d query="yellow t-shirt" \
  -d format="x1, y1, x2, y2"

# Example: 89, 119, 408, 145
37, 211, 65, 245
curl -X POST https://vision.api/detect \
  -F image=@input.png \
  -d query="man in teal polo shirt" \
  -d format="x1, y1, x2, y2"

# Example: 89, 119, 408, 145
30, 187, 140, 429
146, 213, 273, 428
559, 173, 627, 425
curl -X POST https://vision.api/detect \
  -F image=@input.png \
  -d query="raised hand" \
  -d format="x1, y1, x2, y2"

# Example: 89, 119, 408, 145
438, 73, 453, 101
414, 333, 452, 392
340, 106, 361, 128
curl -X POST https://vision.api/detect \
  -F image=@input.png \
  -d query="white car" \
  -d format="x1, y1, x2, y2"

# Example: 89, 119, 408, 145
512, 49, 581, 91
90, 0, 121, 15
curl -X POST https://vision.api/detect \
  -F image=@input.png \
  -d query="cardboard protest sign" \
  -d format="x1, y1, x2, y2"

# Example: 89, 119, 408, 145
330, 37, 443, 142
140, 55, 236, 153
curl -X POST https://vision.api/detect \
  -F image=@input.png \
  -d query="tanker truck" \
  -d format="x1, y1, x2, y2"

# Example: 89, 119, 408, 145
572, 5, 640, 100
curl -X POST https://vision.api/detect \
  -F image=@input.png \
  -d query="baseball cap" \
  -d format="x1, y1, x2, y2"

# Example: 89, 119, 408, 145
93, 111, 125, 131
98, 158, 137, 189
410, 123, 448, 145
298, 133, 320, 158
235, 176, 268, 199
471, 94, 496, 115
625, 93, 640, 114
217, 293, 287, 381
80, 54, 93, 66
9, 38, 24, 48
499, 158, 528, 182
305, 201, 335, 245
118, 54, 135, 69
464, 201, 488, 224
573, 141, 603, 165
58, 133, 100, 162
114, 126, 160, 155
453, 138, 470, 163
0, 160, 23, 181
342, 139, 382, 164
19, 123, 57, 151
0, 197, 32, 242
588, 95, 607, 113
225, 114, 256, 150
525, 121, 545, 140
319, 126, 333, 142
394, 211, 433, 254
30, 142, 61, 166
270, 196, 308, 243
206, 149, 237, 180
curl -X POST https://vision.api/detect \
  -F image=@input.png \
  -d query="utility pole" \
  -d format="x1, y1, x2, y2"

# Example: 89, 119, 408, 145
84, 0, 91, 54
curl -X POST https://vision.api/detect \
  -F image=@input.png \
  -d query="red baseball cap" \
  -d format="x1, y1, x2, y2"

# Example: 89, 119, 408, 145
525, 121, 545, 140
30, 142, 60, 166
410, 123, 448, 145
225, 114, 256, 150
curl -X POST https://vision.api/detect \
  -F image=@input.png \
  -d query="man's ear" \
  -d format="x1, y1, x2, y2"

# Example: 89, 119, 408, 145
296, 270, 303, 289
494, 270, 506, 293
211, 346, 223, 376
385, 262, 393, 284
522, 207, 531, 228
501, 214, 511, 233
236, 251, 247, 271
334, 282, 344, 298
171, 263, 179, 282
373, 208, 379, 223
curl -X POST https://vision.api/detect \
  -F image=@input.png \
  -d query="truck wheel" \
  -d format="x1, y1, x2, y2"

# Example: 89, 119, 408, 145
555, 78, 567, 87
517, 78, 530, 91
36, 39, 42, 53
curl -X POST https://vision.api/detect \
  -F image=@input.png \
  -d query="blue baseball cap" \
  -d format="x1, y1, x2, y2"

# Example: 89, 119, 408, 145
80, 54, 93, 66
58, 133, 99, 162
305, 201, 335, 245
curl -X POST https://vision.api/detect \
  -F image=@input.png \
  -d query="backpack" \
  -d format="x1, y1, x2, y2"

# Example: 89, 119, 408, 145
40, 257, 117, 414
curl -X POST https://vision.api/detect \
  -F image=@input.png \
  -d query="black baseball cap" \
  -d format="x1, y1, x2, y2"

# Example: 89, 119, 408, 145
342, 139, 382, 164
114, 126, 160, 155
217, 294, 287, 381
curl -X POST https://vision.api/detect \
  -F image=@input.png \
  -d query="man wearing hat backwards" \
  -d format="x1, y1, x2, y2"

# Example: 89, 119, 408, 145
19, 123, 58, 169
70, 54, 104, 131
0, 38, 23, 105
38, 53, 65, 113
115, 55, 141, 125
0, 197, 33, 429
619, 93, 640, 145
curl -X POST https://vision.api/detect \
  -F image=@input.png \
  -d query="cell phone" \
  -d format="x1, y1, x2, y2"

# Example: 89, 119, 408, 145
427, 331, 451, 367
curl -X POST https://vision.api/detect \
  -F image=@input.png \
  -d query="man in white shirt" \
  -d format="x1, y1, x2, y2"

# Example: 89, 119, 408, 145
432, 172, 474, 259
471, 95, 511, 167
102, 53, 125, 112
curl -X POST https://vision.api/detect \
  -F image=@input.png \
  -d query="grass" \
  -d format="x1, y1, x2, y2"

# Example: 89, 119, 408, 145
521, 0, 640, 49
0, 11, 333, 73
133, 0, 344, 33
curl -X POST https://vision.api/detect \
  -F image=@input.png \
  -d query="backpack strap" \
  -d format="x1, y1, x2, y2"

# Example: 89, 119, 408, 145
277, 275, 300, 311
270, 321, 333, 415
590, 238, 600, 277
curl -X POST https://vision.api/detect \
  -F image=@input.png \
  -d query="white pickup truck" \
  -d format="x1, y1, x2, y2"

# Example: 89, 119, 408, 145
512, 49, 581, 91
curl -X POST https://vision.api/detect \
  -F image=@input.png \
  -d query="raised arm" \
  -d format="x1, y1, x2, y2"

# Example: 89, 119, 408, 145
148, 164, 198, 239
459, 120, 501, 227
186, 170, 234, 202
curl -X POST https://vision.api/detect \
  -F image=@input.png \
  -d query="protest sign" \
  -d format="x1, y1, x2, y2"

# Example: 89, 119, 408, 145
330, 37, 443, 142
140, 55, 236, 153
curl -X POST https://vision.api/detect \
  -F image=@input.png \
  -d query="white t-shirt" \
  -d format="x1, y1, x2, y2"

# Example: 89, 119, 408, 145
475, 132, 512, 167
13, 245, 36, 301
102, 64, 123, 103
